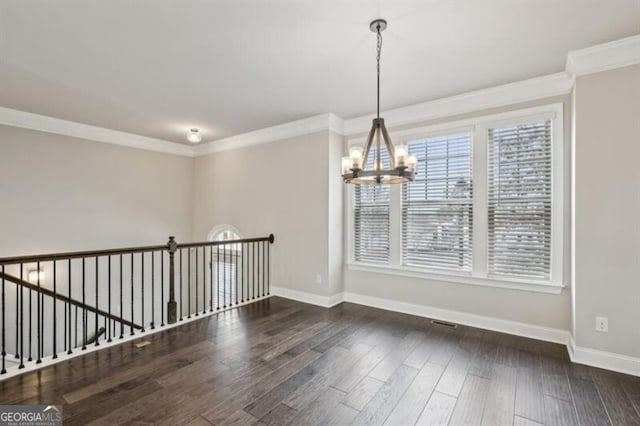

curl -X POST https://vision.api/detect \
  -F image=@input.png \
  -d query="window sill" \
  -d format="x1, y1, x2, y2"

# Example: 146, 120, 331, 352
346, 262, 566, 294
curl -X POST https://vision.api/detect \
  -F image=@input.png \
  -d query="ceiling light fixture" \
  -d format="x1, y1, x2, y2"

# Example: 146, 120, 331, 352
342, 19, 417, 185
186, 128, 202, 143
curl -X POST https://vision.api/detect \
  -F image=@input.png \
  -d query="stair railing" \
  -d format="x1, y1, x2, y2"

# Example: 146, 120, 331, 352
0, 234, 274, 376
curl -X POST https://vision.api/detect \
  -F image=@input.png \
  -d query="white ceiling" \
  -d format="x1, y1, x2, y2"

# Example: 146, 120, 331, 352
0, 0, 638, 144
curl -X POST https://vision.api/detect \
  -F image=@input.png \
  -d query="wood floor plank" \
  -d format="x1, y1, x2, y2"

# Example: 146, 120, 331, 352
384, 362, 444, 425
368, 330, 423, 382
258, 402, 298, 425
284, 342, 372, 410
515, 366, 545, 424
244, 345, 349, 419
481, 364, 517, 426
591, 368, 640, 426
543, 394, 579, 425
416, 391, 457, 426
286, 386, 346, 425
435, 334, 482, 397
351, 364, 419, 426
342, 376, 385, 411
319, 403, 360, 426
449, 373, 491, 426
541, 356, 572, 401
514, 415, 544, 426
469, 340, 499, 379
1, 297, 638, 426
332, 345, 388, 393
568, 375, 612, 426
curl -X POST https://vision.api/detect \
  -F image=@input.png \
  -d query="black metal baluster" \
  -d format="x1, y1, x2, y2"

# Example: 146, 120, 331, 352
36, 261, 42, 363
19, 264, 24, 367
151, 252, 155, 329
161, 252, 165, 327
179, 249, 183, 320
216, 244, 220, 310
209, 247, 213, 312
95, 256, 99, 346
108, 256, 112, 343
253, 242, 256, 300
262, 241, 266, 297
74, 305, 78, 348
187, 249, 191, 319
202, 247, 206, 314
223, 244, 227, 309
2, 265, 6, 374
26, 266, 32, 361
235, 243, 239, 305
267, 238, 270, 295
141, 252, 145, 332
67, 259, 72, 354
63, 298, 67, 355
130, 253, 134, 336
14, 266, 18, 361
82, 258, 86, 350
119, 254, 124, 339
195, 248, 199, 317
241, 243, 245, 303
53, 261, 58, 357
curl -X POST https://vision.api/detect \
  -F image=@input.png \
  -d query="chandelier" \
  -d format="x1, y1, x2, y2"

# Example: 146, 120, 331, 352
342, 19, 417, 185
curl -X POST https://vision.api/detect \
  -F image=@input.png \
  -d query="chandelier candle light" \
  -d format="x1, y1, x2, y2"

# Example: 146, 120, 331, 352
342, 19, 417, 184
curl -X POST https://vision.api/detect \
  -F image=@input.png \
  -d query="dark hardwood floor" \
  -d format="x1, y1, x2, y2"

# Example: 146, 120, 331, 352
1, 297, 639, 425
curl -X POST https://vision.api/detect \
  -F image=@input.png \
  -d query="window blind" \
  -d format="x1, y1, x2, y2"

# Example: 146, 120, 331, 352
488, 120, 552, 280
402, 133, 473, 270
353, 146, 391, 263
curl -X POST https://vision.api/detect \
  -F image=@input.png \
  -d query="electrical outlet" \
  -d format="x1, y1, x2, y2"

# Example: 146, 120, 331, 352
315, 274, 322, 285
595, 316, 608, 332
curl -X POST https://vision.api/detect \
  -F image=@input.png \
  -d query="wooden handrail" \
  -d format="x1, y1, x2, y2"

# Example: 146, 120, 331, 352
0, 234, 275, 265
0, 271, 143, 330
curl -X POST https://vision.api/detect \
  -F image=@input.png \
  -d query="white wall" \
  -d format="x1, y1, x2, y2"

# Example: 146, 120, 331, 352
192, 130, 343, 297
0, 125, 193, 255
573, 65, 640, 358
0, 124, 194, 357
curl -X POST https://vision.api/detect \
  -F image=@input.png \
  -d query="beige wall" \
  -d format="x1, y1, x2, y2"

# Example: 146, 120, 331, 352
343, 96, 573, 330
573, 65, 640, 357
0, 125, 193, 256
192, 130, 343, 297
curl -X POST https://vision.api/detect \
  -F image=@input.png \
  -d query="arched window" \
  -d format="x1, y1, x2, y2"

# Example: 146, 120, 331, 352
208, 225, 242, 307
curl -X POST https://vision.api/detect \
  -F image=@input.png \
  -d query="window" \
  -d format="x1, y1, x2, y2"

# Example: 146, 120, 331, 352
209, 226, 241, 305
402, 133, 473, 271
348, 104, 564, 291
353, 146, 391, 264
488, 121, 552, 280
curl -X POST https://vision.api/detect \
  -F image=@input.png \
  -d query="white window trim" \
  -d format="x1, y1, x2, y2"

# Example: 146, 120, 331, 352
345, 103, 565, 294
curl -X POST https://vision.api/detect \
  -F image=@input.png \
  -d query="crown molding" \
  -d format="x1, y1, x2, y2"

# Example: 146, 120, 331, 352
2, 36, 637, 156
0, 107, 194, 157
566, 34, 640, 77
193, 113, 344, 157
343, 72, 572, 135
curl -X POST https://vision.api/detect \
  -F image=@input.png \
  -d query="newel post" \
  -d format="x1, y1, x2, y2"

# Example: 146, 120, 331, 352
167, 236, 178, 324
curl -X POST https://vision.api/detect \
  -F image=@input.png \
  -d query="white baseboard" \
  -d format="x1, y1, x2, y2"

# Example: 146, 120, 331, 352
270, 286, 343, 308
568, 335, 640, 377
271, 287, 640, 377
341, 291, 569, 345
270, 287, 567, 344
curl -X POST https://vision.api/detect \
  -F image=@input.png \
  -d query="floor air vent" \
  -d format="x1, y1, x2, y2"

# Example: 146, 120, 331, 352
430, 319, 458, 328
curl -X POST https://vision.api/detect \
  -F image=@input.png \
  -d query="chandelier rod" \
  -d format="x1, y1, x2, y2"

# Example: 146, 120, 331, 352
376, 23, 382, 121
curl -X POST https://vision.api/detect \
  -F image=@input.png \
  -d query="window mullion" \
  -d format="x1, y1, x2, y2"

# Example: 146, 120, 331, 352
472, 125, 488, 277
